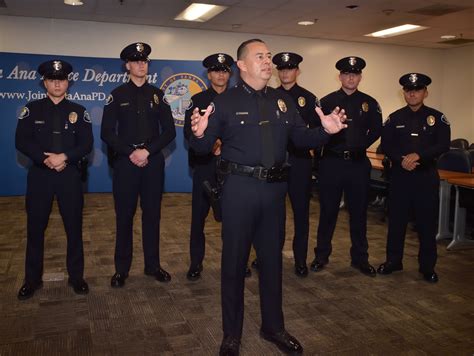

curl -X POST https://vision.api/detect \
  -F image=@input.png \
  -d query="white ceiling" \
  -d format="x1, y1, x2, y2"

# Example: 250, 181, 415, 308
1, 0, 473, 49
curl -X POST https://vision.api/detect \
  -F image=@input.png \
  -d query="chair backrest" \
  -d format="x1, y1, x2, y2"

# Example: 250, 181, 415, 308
450, 138, 469, 150
437, 149, 472, 173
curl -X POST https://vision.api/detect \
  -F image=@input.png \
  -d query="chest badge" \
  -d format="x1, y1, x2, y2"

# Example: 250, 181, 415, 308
426, 115, 435, 126
153, 94, 159, 105
277, 99, 287, 113
69, 112, 78, 124
361, 102, 369, 112
298, 96, 306, 107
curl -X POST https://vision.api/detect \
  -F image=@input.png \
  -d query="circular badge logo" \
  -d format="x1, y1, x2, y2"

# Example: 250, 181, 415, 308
160, 73, 207, 127
426, 115, 435, 126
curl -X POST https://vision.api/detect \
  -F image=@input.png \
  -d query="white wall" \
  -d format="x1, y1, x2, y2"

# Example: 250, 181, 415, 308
1, 15, 472, 143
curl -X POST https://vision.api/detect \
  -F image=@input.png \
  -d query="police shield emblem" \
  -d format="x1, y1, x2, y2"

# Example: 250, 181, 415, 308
362, 102, 369, 112
282, 53, 290, 62
298, 96, 306, 107
53, 61, 62, 71
217, 54, 225, 63
136, 43, 144, 52
409, 73, 418, 83
426, 115, 435, 126
69, 112, 78, 124
349, 57, 356, 66
277, 99, 287, 113
153, 94, 159, 105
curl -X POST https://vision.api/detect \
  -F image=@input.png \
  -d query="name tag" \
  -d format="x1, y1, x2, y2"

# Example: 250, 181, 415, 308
411, 133, 419, 137
120, 102, 130, 106
396, 125, 405, 128
236, 112, 248, 115
34, 120, 45, 124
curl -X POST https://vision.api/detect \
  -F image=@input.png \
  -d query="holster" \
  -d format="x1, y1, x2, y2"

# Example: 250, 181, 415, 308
77, 156, 89, 182
202, 180, 222, 222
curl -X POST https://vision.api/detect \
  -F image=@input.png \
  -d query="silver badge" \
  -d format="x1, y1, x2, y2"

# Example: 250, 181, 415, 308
282, 53, 290, 62
349, 57, 356, 66
409, 73, 418, 83
53, 61, 62, 71
217, 54, 225, 63
136, 43, 144, 52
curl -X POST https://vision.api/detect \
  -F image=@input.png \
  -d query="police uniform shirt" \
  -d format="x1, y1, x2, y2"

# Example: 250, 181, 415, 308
16, 97, 93, 166
190, 81, 330, 166
382, 104, 450, 168
321, 89, 382, 152
184, 87, 220, 165
101, 80, 175, 156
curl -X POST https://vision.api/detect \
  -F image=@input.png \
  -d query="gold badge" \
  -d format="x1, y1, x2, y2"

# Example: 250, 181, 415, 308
362, 102, 369, 112
298, 96, 306, 107
69, 112, 78, 124
153, 94, 159, 105
277, 99, 287, 113
427, 115, 435, 126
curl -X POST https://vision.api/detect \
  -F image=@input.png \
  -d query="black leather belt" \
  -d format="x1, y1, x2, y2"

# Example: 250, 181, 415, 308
218, 160, 289, 182
323, 150, 366, 161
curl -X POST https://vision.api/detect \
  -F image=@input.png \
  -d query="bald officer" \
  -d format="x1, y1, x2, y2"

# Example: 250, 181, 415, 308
378, 73, 450, 283
101, 42, 176, 288
311, 56, 382, 276
16, 60, 93, 300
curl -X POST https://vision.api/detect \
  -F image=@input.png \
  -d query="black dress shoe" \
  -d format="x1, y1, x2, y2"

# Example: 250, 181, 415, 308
422, 271, 439, 283
219, 336, 240, 356
251, 258, 258, 270
111, 272, 128, 288
377, 261, 403, 275
351, 262, 376, 277
294, 264, 308, 277
68, 278, 89, 295
154, 267, 171, 282
310, 258, 326, 272
245, 266, 252, 278
186, 264, 203, 281
260, 329, 303, 355
17, 281, 43, 300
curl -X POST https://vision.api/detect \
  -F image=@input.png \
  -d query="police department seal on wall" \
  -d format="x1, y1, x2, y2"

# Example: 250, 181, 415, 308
160, 73, 208, 127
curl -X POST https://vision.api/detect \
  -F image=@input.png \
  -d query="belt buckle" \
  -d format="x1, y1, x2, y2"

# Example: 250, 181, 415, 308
254, 166, 268, 180
343, 151, 351, 160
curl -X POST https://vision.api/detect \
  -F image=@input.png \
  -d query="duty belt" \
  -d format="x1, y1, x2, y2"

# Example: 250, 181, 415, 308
323, 150, 366, 161
218, 159, 289, 183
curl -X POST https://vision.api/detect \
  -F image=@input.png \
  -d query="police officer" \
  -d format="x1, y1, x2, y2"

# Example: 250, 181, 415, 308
311, 56, 382, 276
183, 53, 235, 281
272, 52, 321, 277
15, 60, 93, 300
101, 42, 176, 287
377, 73, 450, 283
190, 39, 347, 356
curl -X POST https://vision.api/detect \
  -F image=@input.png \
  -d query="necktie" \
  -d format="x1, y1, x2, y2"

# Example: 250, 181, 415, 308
51, 106, 62, 153
256, 90, 275, 168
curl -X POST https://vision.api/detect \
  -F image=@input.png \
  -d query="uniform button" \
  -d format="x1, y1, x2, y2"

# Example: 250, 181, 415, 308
240, 121, 244, 124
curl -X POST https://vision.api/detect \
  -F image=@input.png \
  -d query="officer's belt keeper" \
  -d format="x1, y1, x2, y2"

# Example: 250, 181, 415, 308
323, 150, 366, 161
218, 159, 289, 183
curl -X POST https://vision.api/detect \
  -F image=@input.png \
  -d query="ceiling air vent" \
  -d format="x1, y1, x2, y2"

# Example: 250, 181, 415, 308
408, 4, 469, 16
438, 38, 474, 45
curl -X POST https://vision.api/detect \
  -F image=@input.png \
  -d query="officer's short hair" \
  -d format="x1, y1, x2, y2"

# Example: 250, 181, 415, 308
237, 38, 265, 60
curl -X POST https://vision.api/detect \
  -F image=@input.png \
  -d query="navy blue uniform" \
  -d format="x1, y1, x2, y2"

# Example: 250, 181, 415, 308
101, 80, 176, 274
382, 105, 450, 273
15, 97, 93, 286
315, 89, 382, 265
190, 81, 330, 339
184, 87, 220, 268
277, 84, 320, 267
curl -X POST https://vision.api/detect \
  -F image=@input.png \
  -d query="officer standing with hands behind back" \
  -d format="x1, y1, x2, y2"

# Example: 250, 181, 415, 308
16, 60, 93, 300
377, 73, 450, 283
101, 42, 176, 288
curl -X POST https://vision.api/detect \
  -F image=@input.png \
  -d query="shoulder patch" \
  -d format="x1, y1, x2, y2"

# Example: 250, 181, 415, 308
315, 97, 321, 108
441, 114, 450, 126
377, 102, 382, 115
383, 116, 391, 126
105, 94, 113, 105
209, 102, 216, 115
18, 106, 30, 120
83, 111, 92, 123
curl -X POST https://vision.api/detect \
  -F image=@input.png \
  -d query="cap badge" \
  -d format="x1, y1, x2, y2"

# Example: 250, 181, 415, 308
282, 53, 290, 62
277, 99, 287, 113
409, 73, 418, 83
69, 112, 78, 124
362, 102, 369, 112
349, 57, 356, 66
153, 93, 159, 105
426, 115, 435, 126
217, 54, 225, 63
136, 43, 144, 52
298, 96, 306, 107
53, 61, 62, 71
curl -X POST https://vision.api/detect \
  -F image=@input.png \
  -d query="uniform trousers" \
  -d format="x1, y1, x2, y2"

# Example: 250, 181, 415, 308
189, 157, 217, 267
221, 174, 287, 339
25, 165, 84, 284
315, 156, 371, 264
287, 154, 313, 266
112, 153, 164, 274
386, 167, 439, 272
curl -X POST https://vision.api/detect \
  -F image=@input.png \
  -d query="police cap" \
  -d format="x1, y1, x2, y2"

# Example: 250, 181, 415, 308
38, 60, 73, 80
202, 53, 234, 72
336, 56, 366, 74
120, 42, 152, 62
272, 52, 303, 70
399, 73, 432, 90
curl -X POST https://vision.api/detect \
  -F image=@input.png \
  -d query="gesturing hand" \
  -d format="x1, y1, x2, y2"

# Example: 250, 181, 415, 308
316, 106, 347, 134
191, 105, 213, 138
